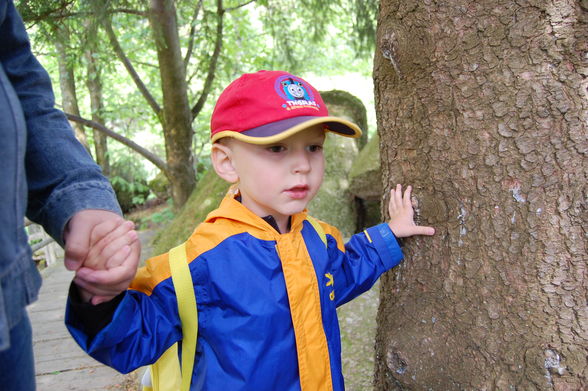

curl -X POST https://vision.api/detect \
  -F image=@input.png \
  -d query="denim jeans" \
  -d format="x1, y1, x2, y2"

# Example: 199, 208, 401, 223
0, 310, 35, 391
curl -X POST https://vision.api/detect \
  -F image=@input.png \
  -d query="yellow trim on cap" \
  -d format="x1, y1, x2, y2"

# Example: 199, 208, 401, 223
211, 116, 362, 144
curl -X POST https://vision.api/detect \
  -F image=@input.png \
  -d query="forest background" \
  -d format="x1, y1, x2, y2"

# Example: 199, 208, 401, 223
18, 0, 378, 214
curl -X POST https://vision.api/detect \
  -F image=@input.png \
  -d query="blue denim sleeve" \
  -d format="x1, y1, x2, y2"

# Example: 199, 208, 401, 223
0, 1, 121, 245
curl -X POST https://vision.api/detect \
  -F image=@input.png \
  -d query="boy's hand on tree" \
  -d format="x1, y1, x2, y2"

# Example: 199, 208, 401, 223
387, 184, 435, 238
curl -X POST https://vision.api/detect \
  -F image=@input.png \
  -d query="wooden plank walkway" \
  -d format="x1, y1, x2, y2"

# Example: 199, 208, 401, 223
29, 264, 136, 391
28, 229, 156, 391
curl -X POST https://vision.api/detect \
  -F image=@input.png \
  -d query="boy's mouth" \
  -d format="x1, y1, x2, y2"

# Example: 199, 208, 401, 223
285, 185, 309, 200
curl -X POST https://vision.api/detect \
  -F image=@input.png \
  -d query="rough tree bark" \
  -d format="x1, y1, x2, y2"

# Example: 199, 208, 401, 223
148, 0, 196, 208
373, 1, 587, 390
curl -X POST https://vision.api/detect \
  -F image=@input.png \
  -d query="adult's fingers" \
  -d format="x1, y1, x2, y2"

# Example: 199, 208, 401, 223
73, 276, 124, 297
91, 295, 117, 305
64, 225, 92, 271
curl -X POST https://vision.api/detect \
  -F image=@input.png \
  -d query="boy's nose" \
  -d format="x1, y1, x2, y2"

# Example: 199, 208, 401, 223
292, 150, 311, 173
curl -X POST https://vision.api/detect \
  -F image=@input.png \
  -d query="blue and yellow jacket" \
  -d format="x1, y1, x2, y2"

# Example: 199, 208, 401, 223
66, 194, 404, 391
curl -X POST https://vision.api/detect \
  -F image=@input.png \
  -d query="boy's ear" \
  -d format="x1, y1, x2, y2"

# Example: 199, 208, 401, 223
211, 142, 239, 183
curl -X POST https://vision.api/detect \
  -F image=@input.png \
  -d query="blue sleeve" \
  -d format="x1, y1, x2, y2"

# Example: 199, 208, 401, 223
0, 0, 121, 245
65, 280, 183, 374
331, 223, 403, 307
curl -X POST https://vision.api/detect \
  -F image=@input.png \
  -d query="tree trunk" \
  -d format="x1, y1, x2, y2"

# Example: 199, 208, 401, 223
148, 0, 196, 208
84, 44, 110, 176
373, 1, 587, 390
54, 26, 90, 152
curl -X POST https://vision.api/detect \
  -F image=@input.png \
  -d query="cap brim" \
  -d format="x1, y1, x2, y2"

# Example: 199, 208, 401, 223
211, 116, 362, 144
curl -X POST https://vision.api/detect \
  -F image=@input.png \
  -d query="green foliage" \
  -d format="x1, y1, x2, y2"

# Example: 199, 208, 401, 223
147, 205, 175, 225
110, 175, 151, 210
151, 169, 230, 255
109, 151, 153, 212
134, 200, 176, 230
347, 0, 378, 56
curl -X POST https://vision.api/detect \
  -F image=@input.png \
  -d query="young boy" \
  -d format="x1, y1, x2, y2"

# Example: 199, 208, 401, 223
66, 70, 435, 390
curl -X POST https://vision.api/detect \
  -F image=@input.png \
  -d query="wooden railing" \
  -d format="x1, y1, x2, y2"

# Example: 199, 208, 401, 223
25, 219, 61, 269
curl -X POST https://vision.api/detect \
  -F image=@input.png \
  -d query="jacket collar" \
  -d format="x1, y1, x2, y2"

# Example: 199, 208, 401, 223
205, 190, 308, 237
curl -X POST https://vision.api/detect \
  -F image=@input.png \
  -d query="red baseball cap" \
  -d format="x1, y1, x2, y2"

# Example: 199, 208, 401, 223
210, 70, 362, 144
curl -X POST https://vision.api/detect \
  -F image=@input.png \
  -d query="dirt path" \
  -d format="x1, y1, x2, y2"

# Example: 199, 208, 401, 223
338, 280, 379, 391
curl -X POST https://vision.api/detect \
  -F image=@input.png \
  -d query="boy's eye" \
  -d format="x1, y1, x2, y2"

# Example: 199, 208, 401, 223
267, 145, 286, 153
308, 144, 323, 152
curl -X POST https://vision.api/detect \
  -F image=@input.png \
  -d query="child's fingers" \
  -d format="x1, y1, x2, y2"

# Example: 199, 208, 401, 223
413, 225, 436, 236
89, 217, 124, 247
388, 189, 395, 214
77, 243, 140, 287
403, 185, 413, 207
103, 244, 132, 269
85, 222, 136, 269
97, 229, 138, 267
105, 239, 140, 269
394, 184, 403, 206
388, 184, 401, 212
86, 221, 133, 264
74, 276, 123, 297
91, 295, 117, 305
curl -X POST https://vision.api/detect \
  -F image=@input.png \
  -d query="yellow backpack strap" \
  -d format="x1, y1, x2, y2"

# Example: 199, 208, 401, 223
146, 242, 197, 391
306, 216, 327, 248
148, 344, 181, 391
169, 242, 198, 391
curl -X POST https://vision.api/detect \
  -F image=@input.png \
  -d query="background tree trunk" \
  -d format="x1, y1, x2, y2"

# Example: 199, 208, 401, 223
373, 1, 587, 390
85, 45, 110, 176
148, 0, 196, 208
54, 25, 89, 151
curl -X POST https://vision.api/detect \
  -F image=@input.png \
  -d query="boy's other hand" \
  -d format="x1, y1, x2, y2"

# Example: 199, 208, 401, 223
387, 184, 435, 238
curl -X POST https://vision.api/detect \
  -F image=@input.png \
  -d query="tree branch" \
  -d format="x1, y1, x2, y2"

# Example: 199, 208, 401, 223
21, 8, 146, 23
65, 113, 168, 175
191, 0, 224, 120
225, 0, 257, 12
184, 0, 204, 69
108, 8, 148, 17
102, 18, 163, 119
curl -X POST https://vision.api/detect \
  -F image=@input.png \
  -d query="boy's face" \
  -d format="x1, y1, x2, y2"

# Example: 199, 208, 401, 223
218, 126, 326, 228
